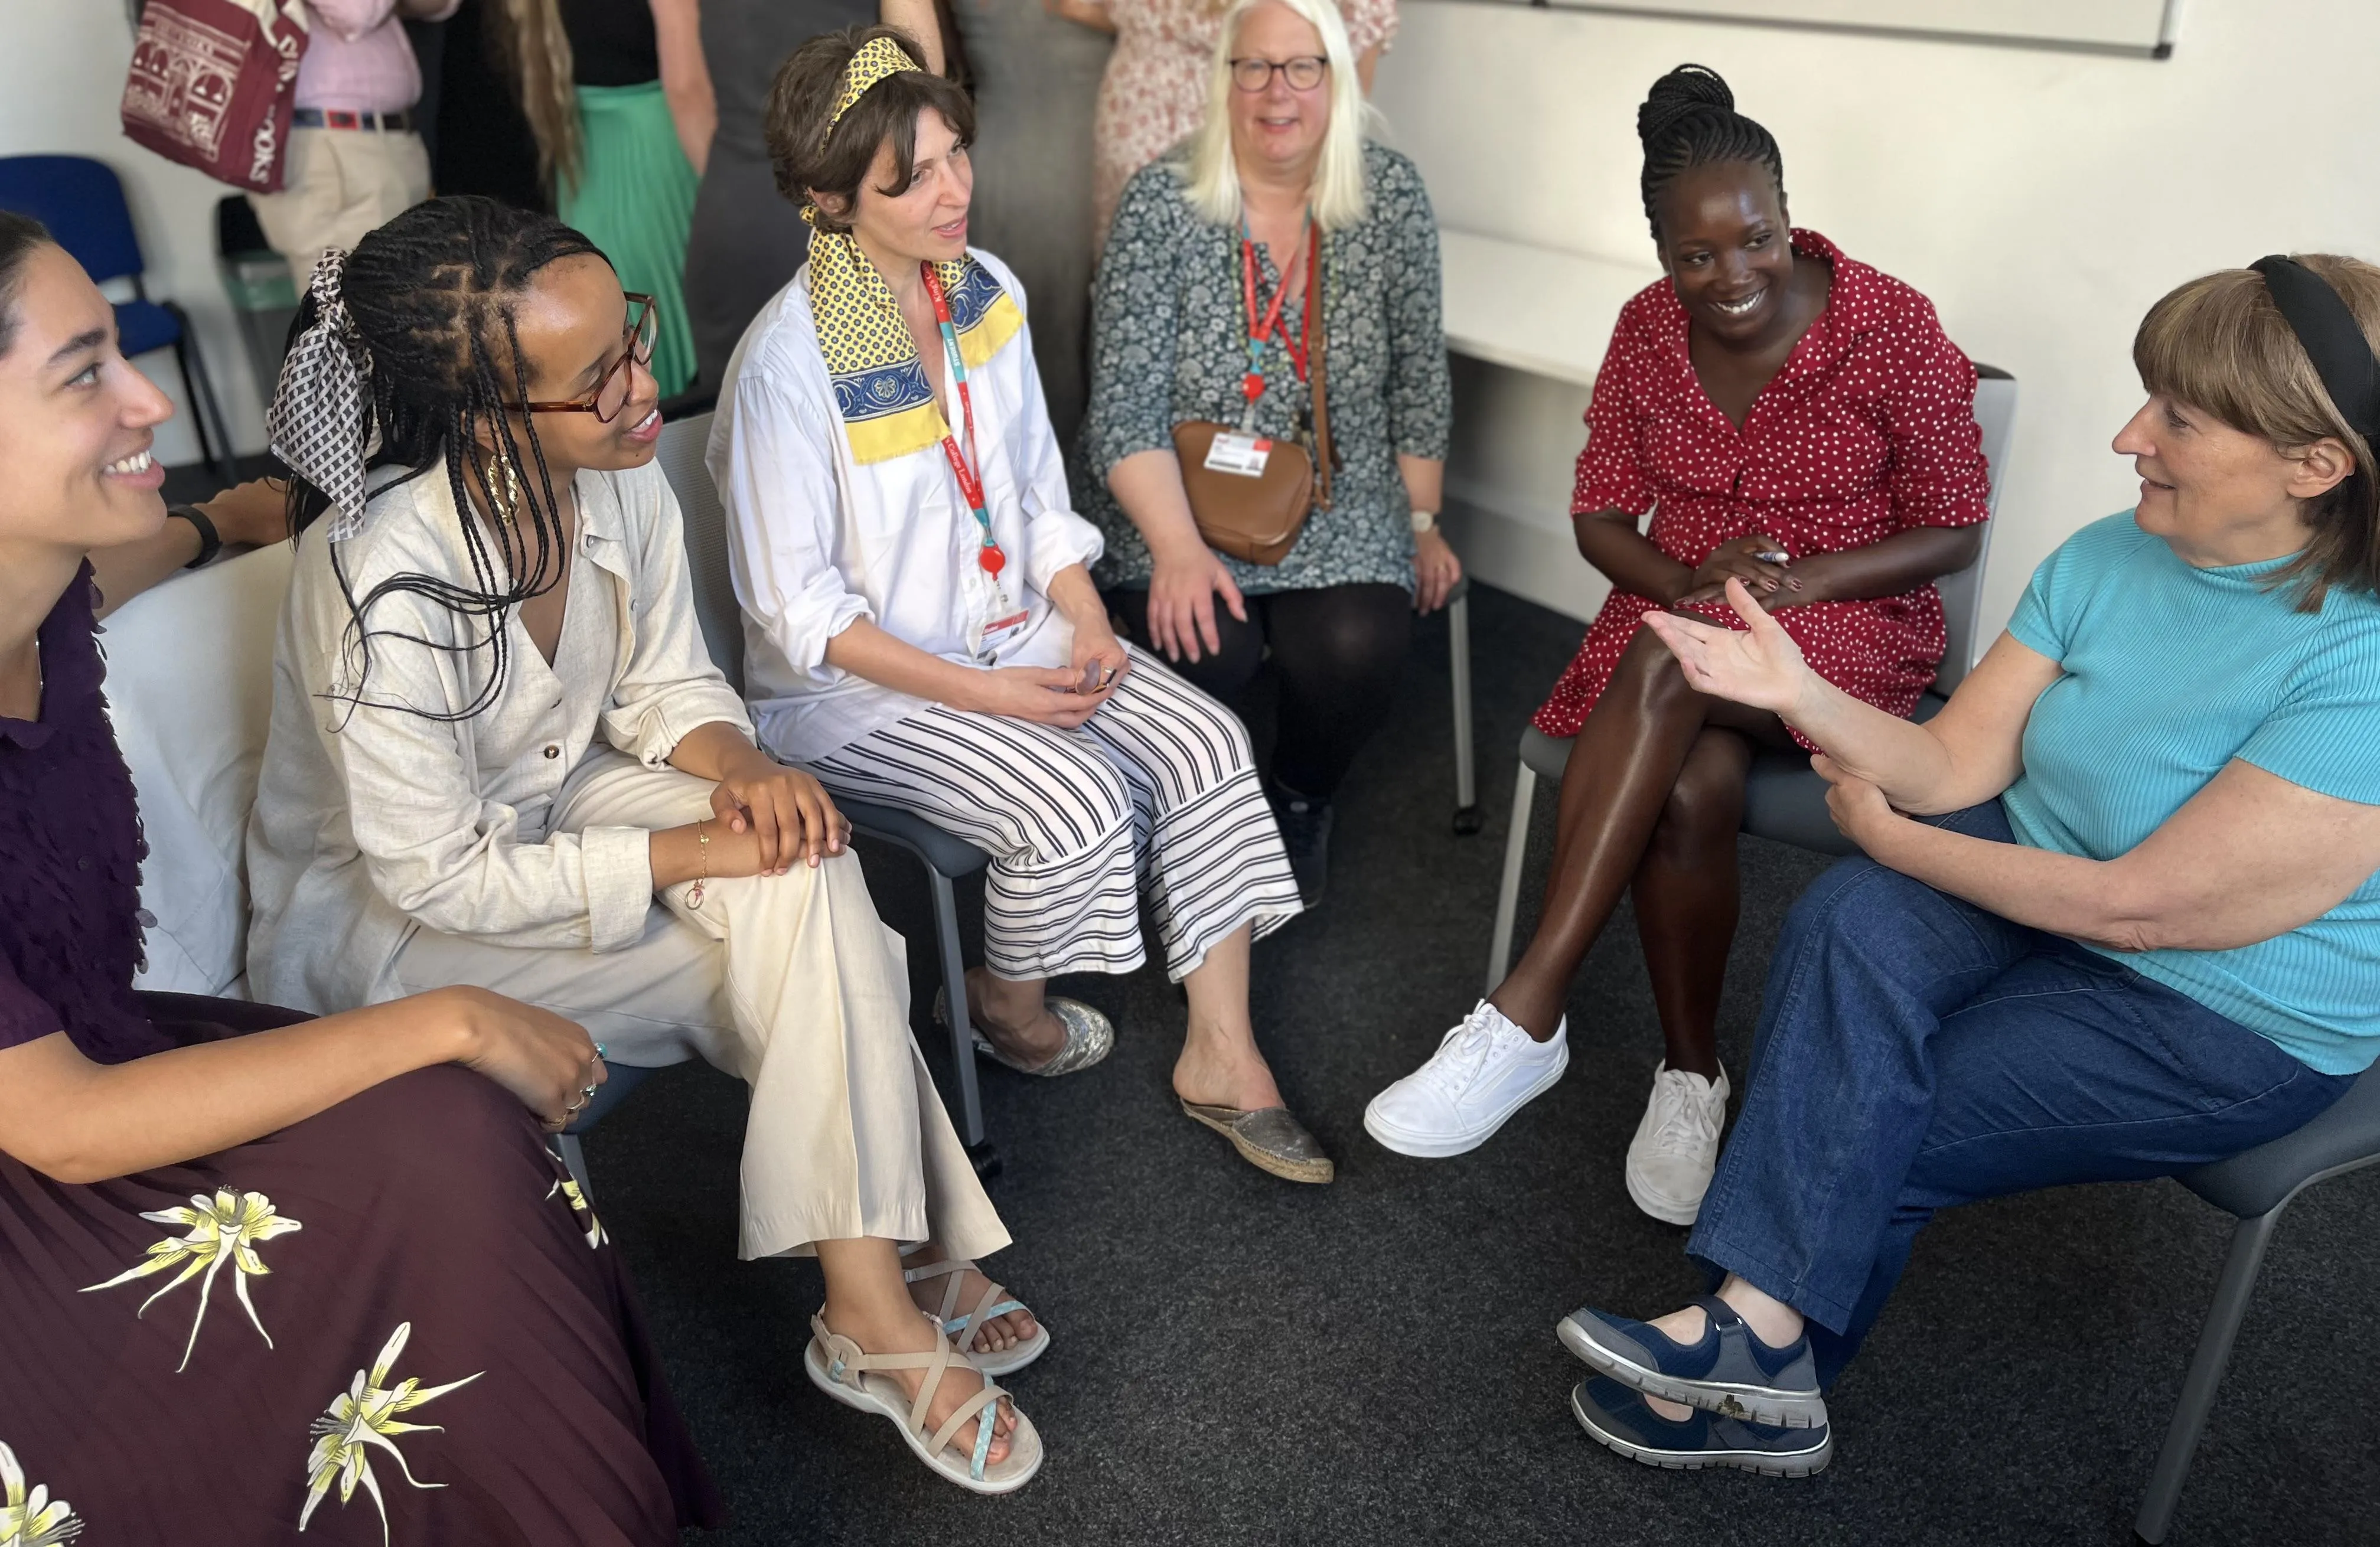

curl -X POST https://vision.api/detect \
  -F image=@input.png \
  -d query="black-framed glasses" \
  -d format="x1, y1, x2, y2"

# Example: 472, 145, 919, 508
1230, 55, 1328, 93
515, 293, 658, 422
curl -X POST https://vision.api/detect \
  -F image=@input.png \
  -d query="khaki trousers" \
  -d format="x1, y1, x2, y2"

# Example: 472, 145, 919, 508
392, 751, 1007, 1264
246, 125, 431, 280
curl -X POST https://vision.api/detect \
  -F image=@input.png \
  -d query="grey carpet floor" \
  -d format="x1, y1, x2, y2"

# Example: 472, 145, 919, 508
583, 581, 2380, 1547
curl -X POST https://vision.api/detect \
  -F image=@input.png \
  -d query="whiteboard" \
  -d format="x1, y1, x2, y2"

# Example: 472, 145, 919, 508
1484, 0, 2184, 57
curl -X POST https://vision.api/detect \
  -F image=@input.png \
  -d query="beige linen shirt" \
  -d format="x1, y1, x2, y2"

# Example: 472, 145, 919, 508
246, 457, 752, 1014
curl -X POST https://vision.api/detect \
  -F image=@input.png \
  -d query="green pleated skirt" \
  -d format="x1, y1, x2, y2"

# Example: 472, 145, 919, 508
560, 81, 699, 398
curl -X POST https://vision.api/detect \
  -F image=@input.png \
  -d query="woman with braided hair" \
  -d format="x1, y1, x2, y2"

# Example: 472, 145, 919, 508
1367, 65, 1991, 1222
0, 211, 718, 1542
246, 195, 1051, 1492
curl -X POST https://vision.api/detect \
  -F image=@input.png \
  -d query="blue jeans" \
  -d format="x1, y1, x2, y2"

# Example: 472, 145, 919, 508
1685, 801, 2356, 1388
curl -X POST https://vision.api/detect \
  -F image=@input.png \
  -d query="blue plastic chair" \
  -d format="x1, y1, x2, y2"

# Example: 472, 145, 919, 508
0, 155, 237, 484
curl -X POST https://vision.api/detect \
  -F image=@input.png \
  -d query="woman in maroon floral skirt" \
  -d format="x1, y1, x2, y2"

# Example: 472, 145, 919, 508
0, 214, 719, 1543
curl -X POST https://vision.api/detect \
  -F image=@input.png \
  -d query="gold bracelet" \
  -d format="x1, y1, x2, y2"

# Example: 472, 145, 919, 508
687, 819, 710, 909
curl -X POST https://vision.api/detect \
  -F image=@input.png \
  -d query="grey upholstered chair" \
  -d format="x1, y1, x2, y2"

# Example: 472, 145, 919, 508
2133, 1063, 2380, 1542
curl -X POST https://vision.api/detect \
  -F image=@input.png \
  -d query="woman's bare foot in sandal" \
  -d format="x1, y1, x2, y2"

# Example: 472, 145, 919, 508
819, 1298, 1016, 1467
901, 1242, 1039, 1355
968, 968, 1068, 1068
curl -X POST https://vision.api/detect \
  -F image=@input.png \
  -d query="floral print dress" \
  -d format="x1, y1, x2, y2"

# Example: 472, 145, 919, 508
1078, 141, 1451, 598
0, 570, 718, 1545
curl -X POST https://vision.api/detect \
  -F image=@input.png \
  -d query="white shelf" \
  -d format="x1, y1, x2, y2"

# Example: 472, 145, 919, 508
1437, 228, 1661, 389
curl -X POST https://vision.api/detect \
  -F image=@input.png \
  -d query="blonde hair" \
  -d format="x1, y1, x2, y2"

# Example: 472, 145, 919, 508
488, 0, 582, 198
1185, 0, 1374, 232
2135, 254, 2380, 605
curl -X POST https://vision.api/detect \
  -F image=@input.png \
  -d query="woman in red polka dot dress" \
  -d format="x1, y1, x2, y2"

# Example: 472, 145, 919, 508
1364, 65, 1990, 1223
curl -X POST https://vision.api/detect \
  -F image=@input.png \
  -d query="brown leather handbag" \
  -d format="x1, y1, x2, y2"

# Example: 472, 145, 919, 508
1172, 231, 1335, 566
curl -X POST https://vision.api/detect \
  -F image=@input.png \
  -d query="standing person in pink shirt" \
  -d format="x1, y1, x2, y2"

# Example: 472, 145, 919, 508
246, 0, 461, 280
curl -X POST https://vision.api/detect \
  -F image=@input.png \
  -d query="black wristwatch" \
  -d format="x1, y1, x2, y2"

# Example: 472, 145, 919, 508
167, 503, 221, 569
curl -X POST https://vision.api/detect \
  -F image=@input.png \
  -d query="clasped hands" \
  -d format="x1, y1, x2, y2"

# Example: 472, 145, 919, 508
1640, 576, 1904, 853
1671, 533, 1819, 612
957, 612, 1132, 730
700, 744, 852, 877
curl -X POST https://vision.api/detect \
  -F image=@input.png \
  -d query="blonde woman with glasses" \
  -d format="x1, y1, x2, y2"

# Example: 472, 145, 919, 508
1078, 0, 1454, 906
1057, 0, 1396, 253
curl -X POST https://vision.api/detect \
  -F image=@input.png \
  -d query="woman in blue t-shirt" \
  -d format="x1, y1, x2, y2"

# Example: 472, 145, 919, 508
1546, 254, 2380, 1477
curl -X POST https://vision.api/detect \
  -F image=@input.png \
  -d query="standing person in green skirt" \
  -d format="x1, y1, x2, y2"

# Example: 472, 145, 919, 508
492, 0, 714, 396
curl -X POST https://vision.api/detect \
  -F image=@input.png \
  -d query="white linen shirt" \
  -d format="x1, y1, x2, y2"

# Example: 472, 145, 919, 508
245, 456, 752, 1014
709, 249, 1105, 762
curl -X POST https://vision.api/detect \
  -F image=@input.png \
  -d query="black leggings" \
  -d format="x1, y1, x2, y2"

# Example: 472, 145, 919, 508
1109, 582, 1410, 799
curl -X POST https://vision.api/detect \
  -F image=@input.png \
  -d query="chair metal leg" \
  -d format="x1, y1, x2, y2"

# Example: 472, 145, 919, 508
1485, 761, 1537, 996
927, 866, 999, 1179
1449, 590, 1481, 834
2134, 1207, 2282, 1545
551, 1133, 595, 1205
165, 303, 237, 486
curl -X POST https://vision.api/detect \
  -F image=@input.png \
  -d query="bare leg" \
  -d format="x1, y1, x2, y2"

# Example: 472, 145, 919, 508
970, 969, 1068, 1067
1628, 727, 1754, 1081
1491, 628, 1779, 1040
816, 1236, 1014, 1463
1169, 924, 1285, 1112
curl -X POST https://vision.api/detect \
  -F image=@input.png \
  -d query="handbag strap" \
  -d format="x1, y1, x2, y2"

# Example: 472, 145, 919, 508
1307, 224, 1334, 511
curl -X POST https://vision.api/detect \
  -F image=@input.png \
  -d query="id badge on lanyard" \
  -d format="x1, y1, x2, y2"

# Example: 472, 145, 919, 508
920, 265, 1026, 661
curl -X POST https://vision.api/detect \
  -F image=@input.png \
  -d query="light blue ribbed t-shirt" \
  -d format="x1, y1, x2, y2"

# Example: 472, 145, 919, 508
2002, 512, 2380, 1075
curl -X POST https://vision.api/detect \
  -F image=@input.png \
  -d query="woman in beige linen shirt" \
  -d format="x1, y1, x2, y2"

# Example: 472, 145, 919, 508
244, 197, 1048, 1492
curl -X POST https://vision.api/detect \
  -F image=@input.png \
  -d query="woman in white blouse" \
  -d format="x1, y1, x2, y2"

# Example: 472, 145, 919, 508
712, 28, 1326, 1183
245, 197, 1046, 1493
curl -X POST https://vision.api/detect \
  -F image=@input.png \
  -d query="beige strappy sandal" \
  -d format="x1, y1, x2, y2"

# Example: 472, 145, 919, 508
902, 1252, 1050, 1378
804, 1313, 1044, 1494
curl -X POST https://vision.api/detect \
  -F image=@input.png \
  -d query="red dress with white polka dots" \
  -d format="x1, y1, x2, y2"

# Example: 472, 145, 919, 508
1533, 230, 1991, 750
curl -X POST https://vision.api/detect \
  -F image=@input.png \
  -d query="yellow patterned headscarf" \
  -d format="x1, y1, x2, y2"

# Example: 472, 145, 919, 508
826, 34, 919, 144
807, 237, 1022, 464
800, 35, 1021, 464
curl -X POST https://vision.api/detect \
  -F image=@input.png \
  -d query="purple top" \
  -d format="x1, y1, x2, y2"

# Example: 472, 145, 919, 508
0, 568, 173, 1063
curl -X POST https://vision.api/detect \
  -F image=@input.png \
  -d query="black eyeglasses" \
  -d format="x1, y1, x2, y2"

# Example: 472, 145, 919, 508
514, 294, 658, 423
1230, 55, 1328, 93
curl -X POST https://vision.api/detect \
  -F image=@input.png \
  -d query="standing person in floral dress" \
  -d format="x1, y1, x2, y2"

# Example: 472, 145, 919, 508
0, 210, 720, 1544
1363, 66, 1991, 1229
1054, 0, 1396, 252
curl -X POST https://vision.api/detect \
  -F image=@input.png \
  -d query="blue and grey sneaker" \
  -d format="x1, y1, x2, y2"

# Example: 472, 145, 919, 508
1557, 1294, 1825, 1428
1571, 1377, 1832, 1477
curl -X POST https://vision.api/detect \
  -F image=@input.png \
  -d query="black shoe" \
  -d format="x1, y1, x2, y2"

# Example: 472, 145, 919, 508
1273, 790, 1333, 906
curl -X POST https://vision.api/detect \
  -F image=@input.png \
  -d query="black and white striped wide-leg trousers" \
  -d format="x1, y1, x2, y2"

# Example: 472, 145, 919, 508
807, 645, 1302, 983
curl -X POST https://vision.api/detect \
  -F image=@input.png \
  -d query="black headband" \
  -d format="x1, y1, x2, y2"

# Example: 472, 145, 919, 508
2251, 254, 2380, 442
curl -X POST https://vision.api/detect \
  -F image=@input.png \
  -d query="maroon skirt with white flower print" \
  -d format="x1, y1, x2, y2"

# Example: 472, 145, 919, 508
0, 997, 720, 1545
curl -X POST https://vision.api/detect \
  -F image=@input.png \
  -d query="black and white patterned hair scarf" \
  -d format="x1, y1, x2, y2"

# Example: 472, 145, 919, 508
267, 250, 374, 541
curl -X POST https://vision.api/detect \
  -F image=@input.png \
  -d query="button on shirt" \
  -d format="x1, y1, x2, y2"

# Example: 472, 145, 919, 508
709, 250, 1105, 762
295, 0, 461, 115
246, 459, 751, 1014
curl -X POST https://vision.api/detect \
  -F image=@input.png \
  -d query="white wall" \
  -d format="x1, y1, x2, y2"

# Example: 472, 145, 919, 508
1374, 0, 2380, 641
1, 2, 272, 464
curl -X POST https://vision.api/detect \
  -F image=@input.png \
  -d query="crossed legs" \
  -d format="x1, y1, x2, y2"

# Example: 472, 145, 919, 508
1494, 626, 1784, 1063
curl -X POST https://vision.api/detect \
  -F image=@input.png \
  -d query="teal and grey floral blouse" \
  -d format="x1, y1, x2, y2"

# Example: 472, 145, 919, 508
1077, 141, 1453, 596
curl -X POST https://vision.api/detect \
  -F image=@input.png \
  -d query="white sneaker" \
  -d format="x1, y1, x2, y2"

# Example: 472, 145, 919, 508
1364, 1001, 1569, 1158
1624, 1062, 1732, 1225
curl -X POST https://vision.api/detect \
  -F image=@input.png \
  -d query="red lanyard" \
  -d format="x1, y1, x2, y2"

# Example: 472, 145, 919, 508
1238, 218, 1315, 412
920, 263, 1005, 578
